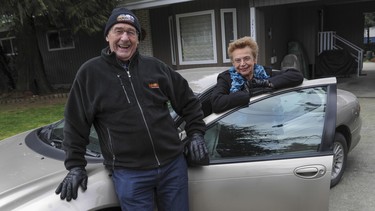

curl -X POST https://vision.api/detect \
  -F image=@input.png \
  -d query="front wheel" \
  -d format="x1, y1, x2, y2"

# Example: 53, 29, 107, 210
331, 132, 348, 188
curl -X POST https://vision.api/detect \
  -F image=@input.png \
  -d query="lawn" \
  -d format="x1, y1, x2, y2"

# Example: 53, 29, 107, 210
0, 97, 66, 140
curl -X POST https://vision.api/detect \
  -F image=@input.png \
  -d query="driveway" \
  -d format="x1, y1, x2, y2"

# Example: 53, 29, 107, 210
329, 62, 375, 211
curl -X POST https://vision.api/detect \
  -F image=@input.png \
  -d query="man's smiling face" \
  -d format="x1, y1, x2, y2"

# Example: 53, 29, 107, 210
106, 23, 139, 62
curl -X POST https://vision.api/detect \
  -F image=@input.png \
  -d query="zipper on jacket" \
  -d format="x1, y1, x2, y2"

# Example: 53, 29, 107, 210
124, 66, 161, 167
107, 128, 116, 171
117, 75, 130, 103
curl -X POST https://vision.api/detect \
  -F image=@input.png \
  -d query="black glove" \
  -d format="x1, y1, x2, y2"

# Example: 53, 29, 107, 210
245, 79, 274, 97
185, 133, 209, 166
247, 78, 273, 88
55, 167, 88, 201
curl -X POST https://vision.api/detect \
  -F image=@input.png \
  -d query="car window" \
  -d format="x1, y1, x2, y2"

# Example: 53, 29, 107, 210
205, 87, 327, 160
168, 101, 178, 119
171, 87, 214, 133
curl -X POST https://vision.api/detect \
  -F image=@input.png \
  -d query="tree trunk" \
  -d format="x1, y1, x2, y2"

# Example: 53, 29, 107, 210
15, 16, 52, 95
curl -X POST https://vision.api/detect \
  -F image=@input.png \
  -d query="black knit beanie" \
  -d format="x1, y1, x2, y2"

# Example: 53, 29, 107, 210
104, 8, 141, 37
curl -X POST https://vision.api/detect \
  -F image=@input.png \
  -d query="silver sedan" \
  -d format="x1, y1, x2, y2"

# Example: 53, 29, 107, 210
0, 67, 361, 211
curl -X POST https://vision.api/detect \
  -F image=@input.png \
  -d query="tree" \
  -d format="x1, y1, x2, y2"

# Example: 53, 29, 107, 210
0, 0, 119, 95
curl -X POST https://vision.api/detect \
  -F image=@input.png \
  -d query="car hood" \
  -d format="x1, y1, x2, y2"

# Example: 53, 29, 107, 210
0, 131, 67, 207
0, 131, 65, 192
0, 131, 118, 210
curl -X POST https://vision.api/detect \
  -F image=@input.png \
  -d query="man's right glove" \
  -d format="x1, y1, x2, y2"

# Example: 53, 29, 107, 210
55, 167, 88, 201
185, 133, 210, 166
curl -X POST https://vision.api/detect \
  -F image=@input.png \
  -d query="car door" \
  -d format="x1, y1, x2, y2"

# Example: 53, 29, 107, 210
187, 78, 337, 211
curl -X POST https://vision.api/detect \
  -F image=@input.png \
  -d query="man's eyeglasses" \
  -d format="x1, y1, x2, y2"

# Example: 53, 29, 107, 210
111, 28, 137, 38
233, 56, 253, 64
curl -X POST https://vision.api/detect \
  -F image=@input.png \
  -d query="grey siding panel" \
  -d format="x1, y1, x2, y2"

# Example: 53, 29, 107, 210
252, 0, 318, 7
149, 7, 172, 67
37, 30, 106, 87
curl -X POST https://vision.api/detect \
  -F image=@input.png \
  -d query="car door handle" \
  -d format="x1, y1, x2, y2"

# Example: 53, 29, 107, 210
294, 165, 326, 179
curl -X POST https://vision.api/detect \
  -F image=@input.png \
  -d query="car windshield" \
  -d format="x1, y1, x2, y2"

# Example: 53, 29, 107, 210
38, 119, 102, 157
38, 102, 180, 157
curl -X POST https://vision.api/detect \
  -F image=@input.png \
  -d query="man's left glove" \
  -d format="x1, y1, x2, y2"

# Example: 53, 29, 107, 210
55, 167, 88, 201
185, 133, 209, 166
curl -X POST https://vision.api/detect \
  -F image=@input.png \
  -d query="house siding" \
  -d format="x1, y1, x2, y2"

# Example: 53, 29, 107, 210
38, 10, 153, 88
251, 0, 318, 7
258, 4, 319, 70
144, 0, 372, 76
324, 2, 370, 51
149, 0, 250, 69
37, 29, 107, 88
135, 10, 153, 56
9, 0, 371, 88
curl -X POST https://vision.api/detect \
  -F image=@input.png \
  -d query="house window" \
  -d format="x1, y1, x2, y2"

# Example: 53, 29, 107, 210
176, 10, 217, 65
0, 37, 17, 56
221, 9, 237, 63
46, 29, 74, 51
169, 16, 177, 65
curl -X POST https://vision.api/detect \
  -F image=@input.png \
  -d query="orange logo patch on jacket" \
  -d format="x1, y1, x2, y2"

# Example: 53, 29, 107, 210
148, 82, 160, 89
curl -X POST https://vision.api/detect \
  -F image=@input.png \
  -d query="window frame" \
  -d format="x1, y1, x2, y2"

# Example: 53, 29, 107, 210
46, 29, 75, 51
220, 8, 238, 63
175, 10, 217, 65
168, 16, 177, 65
0, 36, 17, 56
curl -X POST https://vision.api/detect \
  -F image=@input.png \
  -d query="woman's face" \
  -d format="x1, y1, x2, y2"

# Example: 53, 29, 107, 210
231, 46, 256, 80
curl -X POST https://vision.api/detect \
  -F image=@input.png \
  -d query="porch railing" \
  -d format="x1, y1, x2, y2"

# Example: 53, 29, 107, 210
318, 31, 364, 77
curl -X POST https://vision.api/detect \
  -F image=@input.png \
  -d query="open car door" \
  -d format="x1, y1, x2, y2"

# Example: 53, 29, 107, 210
187, 77, 337, 211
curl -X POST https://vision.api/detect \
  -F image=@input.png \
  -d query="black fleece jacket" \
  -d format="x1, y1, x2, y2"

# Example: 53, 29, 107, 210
211, 68, 304, 113
63, 47, 205, 170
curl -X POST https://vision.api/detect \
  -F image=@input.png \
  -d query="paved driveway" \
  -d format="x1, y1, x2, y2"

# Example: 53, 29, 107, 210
336, 62, 375, 98
329, 62, 375, 211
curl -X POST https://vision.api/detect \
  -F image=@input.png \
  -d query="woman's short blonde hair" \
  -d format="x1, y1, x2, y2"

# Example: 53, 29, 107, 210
228, 36, 258, 61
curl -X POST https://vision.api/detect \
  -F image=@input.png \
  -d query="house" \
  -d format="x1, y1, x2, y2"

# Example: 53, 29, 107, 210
1, 0, 374, 88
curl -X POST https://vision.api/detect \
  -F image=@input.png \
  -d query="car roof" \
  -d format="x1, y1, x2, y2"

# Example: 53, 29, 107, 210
177, 66, 337, 94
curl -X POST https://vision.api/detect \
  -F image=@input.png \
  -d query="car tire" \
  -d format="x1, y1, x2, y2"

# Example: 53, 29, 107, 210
331, 132, 348, 188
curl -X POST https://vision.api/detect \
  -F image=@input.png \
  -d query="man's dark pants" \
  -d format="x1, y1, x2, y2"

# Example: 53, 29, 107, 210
112, 154, 189, 210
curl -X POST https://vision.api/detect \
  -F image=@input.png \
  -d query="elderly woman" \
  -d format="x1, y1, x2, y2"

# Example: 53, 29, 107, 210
211, 36, 304, 113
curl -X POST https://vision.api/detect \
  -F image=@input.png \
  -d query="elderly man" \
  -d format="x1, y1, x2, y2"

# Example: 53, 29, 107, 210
55, 7, 208, 210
